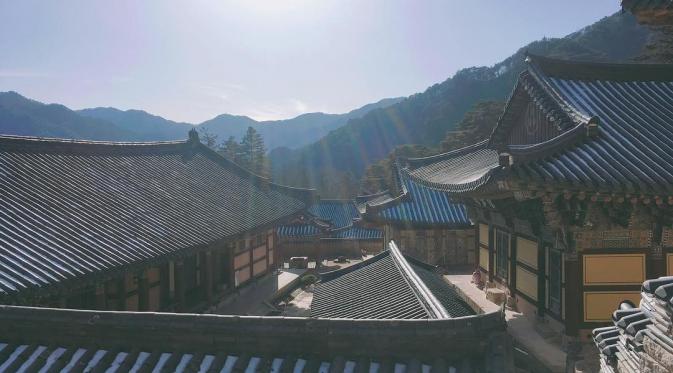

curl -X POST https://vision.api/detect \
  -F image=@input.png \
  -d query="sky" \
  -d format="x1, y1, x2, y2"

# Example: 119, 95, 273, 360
0, 0, 620, 123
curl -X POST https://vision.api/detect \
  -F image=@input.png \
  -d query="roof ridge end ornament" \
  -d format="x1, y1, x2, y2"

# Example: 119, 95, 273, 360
586, 116, 600, 138
188, 128, 200, 145
498, 152, 513, 169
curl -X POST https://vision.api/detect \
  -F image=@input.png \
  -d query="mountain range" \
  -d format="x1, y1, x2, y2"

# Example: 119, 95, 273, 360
0, 92, 403, 150
0, 11, 659, 198
269, 12, 655, 196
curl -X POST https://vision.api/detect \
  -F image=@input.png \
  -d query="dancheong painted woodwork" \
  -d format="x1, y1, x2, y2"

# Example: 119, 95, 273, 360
393, 54, 673, 342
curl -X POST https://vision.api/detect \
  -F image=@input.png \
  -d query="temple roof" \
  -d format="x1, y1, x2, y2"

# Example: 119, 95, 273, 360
360, 167, 472, 227
403, 55, 673, 196
277, 199, 383, 240
311, 242, 474, 319
0, 134, 313, 297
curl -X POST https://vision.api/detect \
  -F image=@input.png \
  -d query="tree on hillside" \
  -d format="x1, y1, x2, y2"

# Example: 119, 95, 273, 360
239, 127, 268, 176
440, 101, 504, 152
221, 136, 241, 164
361, 144, 436, 194
198, 127, 219, 149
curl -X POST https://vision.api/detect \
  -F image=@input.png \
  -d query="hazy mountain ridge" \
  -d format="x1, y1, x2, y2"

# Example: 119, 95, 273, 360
0, 91, 135, 141
269, 12, 654, 196
0, 91, 403, 149
197, 97, 404, 150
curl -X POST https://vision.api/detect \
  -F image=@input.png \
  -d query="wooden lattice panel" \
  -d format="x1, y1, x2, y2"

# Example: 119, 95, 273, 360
662, 227, 673, 248
575, 230, 652, 250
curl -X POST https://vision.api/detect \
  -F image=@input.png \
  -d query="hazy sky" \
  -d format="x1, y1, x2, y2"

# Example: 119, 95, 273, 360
0, 0, 619, 122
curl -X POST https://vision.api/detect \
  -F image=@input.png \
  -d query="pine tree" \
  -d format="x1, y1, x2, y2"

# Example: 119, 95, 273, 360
239, 127, 268, 176
221, 136, 241, 164
197, 127, 219, 150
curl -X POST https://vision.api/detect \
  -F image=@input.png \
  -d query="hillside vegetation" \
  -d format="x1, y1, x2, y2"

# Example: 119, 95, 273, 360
270, 12, 652, 197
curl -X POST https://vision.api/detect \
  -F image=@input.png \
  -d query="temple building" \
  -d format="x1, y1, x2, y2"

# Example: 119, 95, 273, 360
0, 130, 314, 312
0, 241, 513, 372
396, 54, 673, 345
358, 165, 476, 267
276, 199, 383, 261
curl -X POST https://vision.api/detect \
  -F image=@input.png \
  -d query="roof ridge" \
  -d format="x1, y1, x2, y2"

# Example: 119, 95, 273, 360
0, 134, 190, 146
525, 53, 673, 82
403, 139, 490, 168
388, 241, 449, 319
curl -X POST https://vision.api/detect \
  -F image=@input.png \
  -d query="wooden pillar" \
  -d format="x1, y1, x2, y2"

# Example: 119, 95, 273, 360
117, 277, 126, 311
205, 251, 214, 303
488, 226, 495, 282
648, 246, 665, 279
564, 254, 581, 337
160, 263, 170, 310
175, 260, 186, 312
212, 250, 221, 292
509, 234, 517, 291
248, 238, 254, 279
138, 271, 149, 311
95, 284, 106, 310
229, 248, 236, 289
537, 241, 546, 317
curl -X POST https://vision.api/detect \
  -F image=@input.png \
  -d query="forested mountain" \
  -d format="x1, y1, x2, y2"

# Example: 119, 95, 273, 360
0, 91, 137, 141
270, 12, 654, 197
196, 97, 403, 150
78, 107, 192, 141
1, 93, 402, 148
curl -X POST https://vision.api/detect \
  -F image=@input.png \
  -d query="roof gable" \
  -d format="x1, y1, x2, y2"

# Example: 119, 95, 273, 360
311, 241, 473, 319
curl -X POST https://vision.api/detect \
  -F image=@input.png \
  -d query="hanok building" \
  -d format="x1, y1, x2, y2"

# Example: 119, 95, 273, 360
359, 165, 476, 267
277, 199, 383, 261
0, 131, 314, 312
0, 241, 513, 372
399, 54, 673, 341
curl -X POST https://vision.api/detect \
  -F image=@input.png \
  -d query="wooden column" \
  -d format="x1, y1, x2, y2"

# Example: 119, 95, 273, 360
175, 260, 186, 312
95, 284, 106, 310
488, 226, 495, 282
205, 251, 214, 303
648, 245, 665, 279
537, 241, 546, 317
117, 277, 126, 311
564, 254, 581, 337
212, 250, 222, 292
509, 234, 517, 291
138, 271, 149, 311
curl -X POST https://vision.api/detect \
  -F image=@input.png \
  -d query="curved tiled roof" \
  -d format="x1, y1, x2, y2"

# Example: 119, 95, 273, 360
326, 226, 383, 240
278, 199, 383, 240
307, 200, 360, 228
404, 148, 500, 193
276, 223, 322, 237
362, 171, 471, 227
513, 56, 673, 193
400, 55, 673, 196
0, 134, 312, 296
311, 242, 474, 319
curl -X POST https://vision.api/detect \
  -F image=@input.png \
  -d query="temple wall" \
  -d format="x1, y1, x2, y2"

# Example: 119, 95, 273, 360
386, 226, 476, 267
